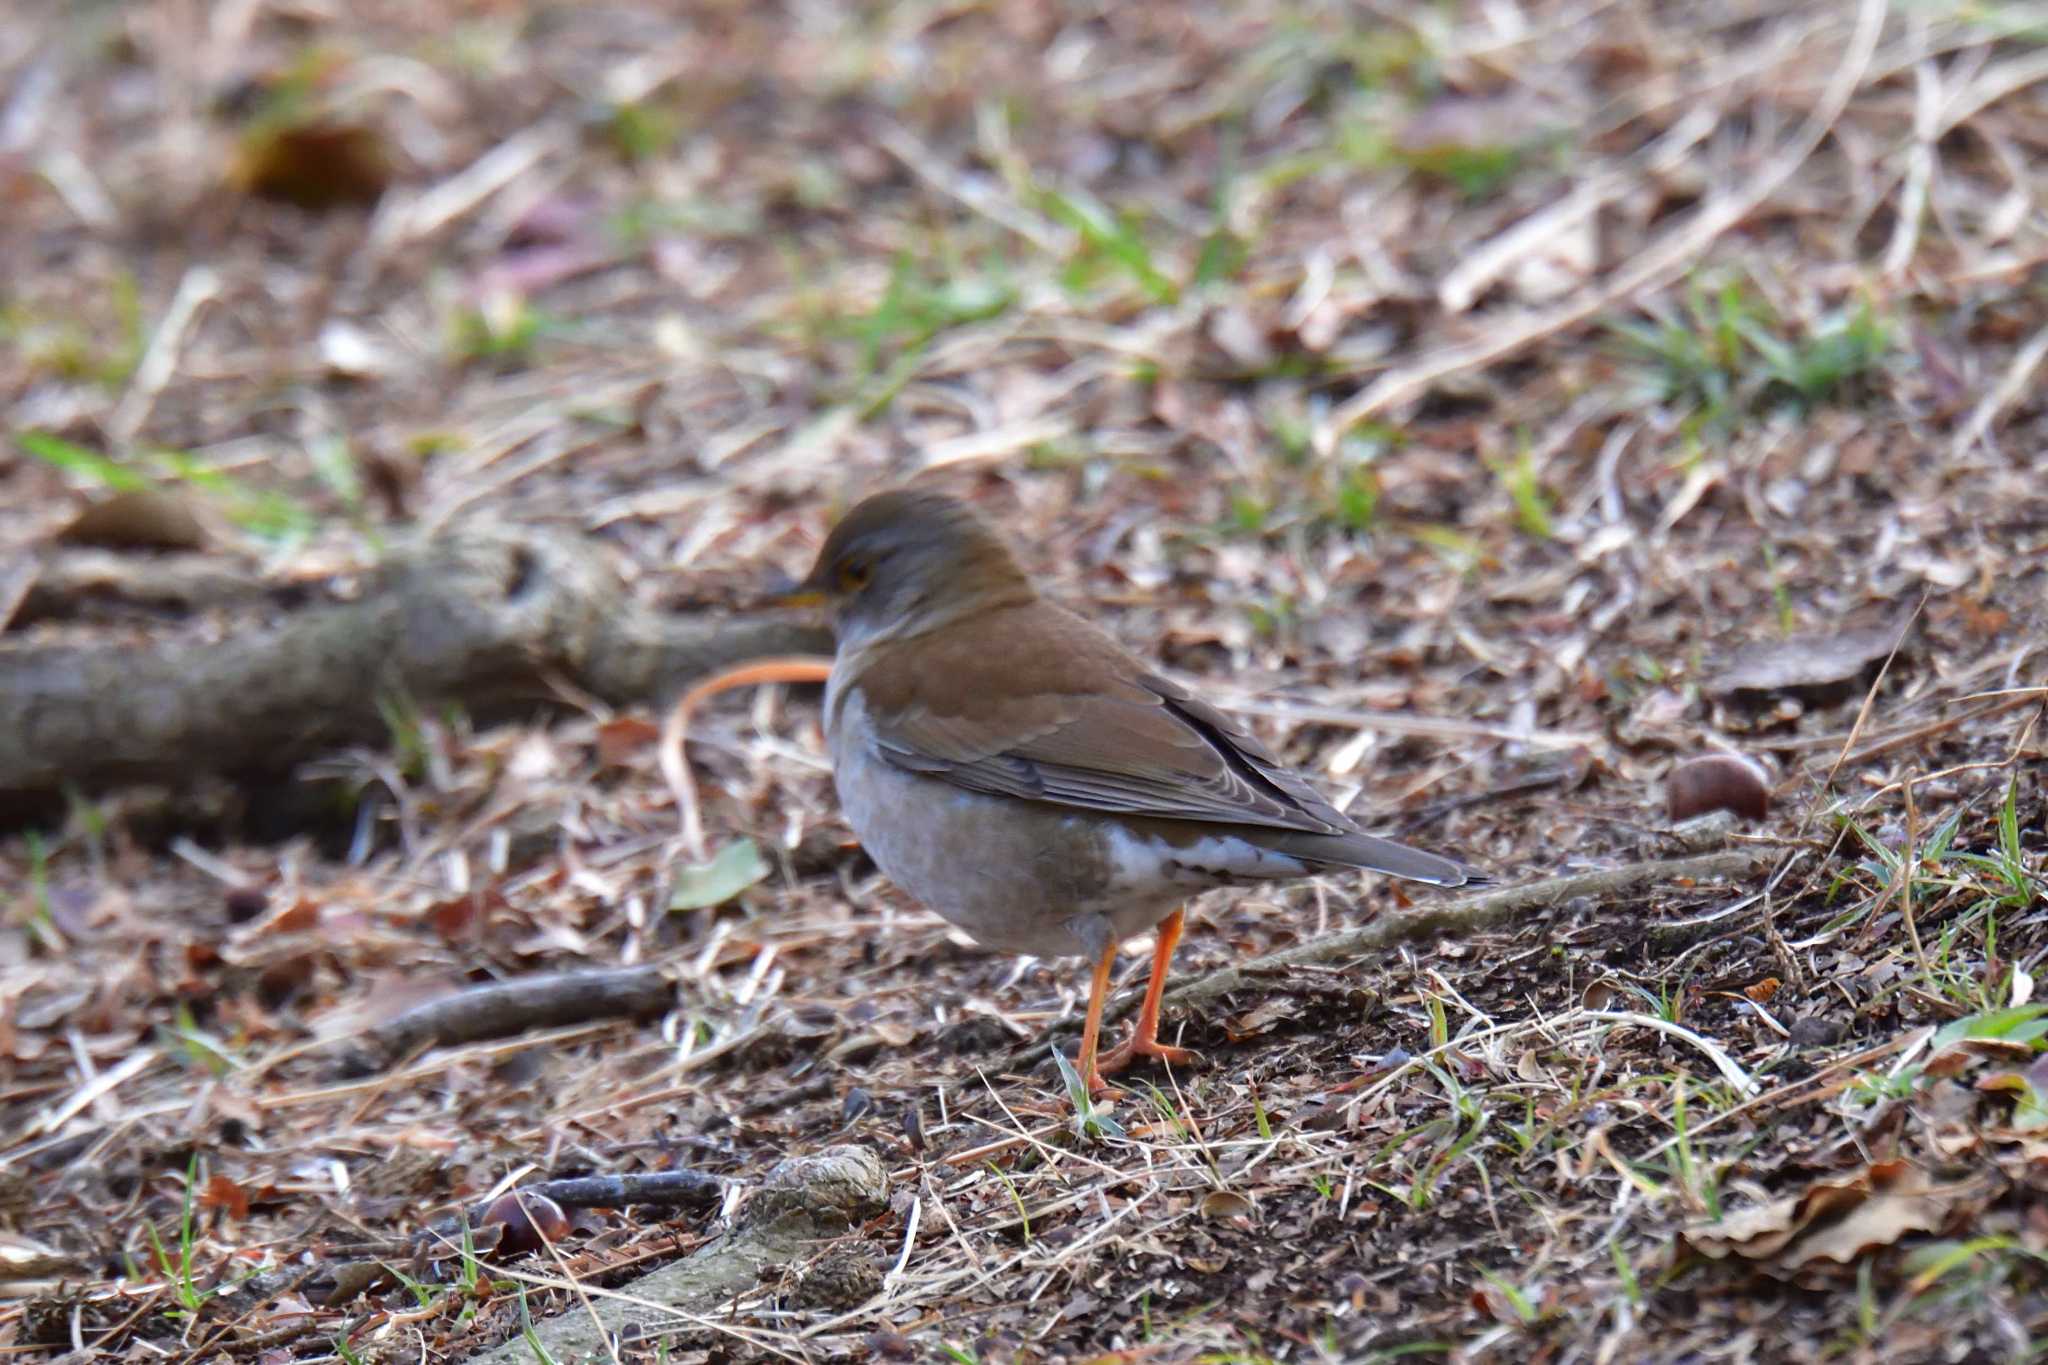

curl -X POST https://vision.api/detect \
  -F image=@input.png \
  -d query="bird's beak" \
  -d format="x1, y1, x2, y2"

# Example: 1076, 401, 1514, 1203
759, 567, 829, 610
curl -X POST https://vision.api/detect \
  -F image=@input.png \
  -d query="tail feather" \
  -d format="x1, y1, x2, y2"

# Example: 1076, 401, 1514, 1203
1264, 829, 1483, 888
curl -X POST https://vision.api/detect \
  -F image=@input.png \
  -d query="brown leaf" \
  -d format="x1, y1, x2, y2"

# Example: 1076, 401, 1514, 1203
424, 888, 506, 941
1923, 1047, 1977, 1079
1957, 599, 2009, 638
1682, 1161, 1979, 1274
255, 954, 316, 1011
231, 122, 391, 210
58, 489, 210, 551
254, 897, 321, 936
309, 1259, 392, 1306
1198, 1189, 1254, 1220
1795, 1173, 1959, 1268
199, 1174, 251, 1220
1709, 617, 1913, 703
1617, 687, 1691, 745
597, 716, 662, 767
1225, 997, 1297, 1040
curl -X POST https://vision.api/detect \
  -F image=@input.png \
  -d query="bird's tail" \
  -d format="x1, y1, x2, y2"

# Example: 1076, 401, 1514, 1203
1261, 829, 1486, 888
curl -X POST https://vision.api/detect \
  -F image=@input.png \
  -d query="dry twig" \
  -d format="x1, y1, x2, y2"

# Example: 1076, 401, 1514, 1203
352, 965, 675, 1069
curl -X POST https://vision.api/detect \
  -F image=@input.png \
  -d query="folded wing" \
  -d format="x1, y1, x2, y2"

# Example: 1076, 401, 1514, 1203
849, 601, 1475, 885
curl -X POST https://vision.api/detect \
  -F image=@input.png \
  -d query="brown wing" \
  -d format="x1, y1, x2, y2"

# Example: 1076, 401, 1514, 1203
848, 600, 1358, 835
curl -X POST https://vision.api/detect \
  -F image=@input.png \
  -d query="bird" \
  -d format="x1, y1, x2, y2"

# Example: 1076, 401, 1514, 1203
771, 488, 1482, 1096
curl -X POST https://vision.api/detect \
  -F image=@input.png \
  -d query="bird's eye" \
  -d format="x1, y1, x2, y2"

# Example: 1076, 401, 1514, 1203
837, 560, 872, 592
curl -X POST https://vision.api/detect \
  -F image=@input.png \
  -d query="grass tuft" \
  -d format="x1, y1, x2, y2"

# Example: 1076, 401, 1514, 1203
1607, 275, 1892, 433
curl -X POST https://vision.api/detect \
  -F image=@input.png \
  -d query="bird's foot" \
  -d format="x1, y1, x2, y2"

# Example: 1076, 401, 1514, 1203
1095, 1030, 1197, 1079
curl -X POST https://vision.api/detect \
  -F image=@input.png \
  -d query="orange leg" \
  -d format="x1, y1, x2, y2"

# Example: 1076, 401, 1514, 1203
1075, 939, 1120, 1098
1083, 908, 1196, 1094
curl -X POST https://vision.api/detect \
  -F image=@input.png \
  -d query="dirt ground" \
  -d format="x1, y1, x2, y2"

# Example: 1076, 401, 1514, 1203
4, 1, 2047, 1361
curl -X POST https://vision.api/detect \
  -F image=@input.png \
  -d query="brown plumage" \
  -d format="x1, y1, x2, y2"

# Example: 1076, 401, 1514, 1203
847, 601, 1472, 885
798, 488, 1481, 1094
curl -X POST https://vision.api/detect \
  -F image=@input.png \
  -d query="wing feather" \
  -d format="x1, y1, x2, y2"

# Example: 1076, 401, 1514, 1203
850, 602, 1356, 835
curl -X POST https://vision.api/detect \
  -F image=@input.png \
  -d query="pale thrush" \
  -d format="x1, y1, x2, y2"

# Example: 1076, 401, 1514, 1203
775, 489, 1481, 1094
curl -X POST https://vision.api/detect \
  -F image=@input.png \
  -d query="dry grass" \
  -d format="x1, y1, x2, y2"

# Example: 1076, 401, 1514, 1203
3, 0, 2047, 1361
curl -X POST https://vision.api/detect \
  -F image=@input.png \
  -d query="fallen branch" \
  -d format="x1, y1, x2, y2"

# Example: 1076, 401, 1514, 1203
10, 548, 280, 625
410, 1169, 729, 1253
216, 1169, 732, 1313
1161, 847, 1771, 1013
0, 520, 831, 801
348, 965, 675, 1071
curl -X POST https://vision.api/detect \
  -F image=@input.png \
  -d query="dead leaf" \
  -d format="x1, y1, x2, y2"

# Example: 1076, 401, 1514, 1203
1682, 1161, 1979, 1274
199, 1174, 251, 1220
1796, 1172, 1963, 1268
1225, 996, 1297, 1040
1198, 1189, 1254, 1220
58, 489, 210, 551
1617, 687, 1692, 745
231, 121, 391, 210
263, 897, 321, 936
1976, 1069, 2048, 1134
424, 888, 506, 941
597, 716, 662, 767
309, 1259, 393, 1306
1956, 599, 2009, 638
1709, 617, 1913, 703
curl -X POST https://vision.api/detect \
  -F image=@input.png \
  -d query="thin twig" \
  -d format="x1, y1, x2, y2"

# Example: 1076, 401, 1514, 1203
354, 966, 676, 1067
107, 264, 221, 445
1950, 319, 2048, 459
1160, 848, 1772, 1013
1900, 773, 1930, 974
662, 655, 833, 860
